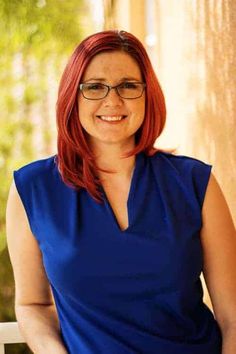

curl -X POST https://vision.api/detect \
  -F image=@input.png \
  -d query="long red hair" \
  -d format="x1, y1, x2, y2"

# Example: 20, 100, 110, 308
56, 30, 166, 202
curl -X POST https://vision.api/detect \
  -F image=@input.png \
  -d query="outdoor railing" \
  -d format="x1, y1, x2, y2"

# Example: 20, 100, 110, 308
0, 322, 25, 354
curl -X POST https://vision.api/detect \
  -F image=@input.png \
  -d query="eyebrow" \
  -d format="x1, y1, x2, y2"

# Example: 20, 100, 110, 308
83, 77, 142, 83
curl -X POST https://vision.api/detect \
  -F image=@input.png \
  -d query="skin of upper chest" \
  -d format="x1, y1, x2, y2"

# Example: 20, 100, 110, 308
102, 179, 131, 231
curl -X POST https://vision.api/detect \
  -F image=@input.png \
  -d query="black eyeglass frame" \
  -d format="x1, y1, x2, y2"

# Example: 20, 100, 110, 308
79, 82, 146, 100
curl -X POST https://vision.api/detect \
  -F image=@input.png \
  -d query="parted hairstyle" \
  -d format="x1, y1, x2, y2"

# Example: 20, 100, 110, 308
56, 30, 166, 202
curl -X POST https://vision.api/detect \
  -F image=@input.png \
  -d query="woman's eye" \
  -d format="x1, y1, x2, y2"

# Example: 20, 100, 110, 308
87, 83, 104, 90
120, 82, 138, 89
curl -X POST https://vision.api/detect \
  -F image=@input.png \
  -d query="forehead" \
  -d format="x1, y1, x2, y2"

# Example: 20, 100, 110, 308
82, 51, 142, 81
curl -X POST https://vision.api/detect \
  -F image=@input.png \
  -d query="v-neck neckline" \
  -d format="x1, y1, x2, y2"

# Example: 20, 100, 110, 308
102, 152, 143, 233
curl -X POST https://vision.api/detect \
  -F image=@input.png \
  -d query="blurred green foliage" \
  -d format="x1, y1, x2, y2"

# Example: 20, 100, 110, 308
0, 0, 92, 352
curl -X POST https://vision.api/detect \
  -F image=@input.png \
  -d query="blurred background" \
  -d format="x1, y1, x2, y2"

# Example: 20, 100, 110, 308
0, 0, 235, 352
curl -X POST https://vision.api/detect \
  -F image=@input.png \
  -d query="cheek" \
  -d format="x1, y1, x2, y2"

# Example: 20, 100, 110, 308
78, 97, 88, 117
141, 100, 146, 118
78, 99, 97, 124
132, 99, 145, 122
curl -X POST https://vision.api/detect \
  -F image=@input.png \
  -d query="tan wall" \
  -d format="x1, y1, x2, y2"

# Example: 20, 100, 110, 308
103, 0, 146, 42
155, 0, 236, 226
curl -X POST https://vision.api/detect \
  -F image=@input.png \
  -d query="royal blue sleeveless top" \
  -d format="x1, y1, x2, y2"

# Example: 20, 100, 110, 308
14, 151, 222, 354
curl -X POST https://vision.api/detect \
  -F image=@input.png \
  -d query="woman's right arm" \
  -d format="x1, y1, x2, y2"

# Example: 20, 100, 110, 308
6, 181, 68, 354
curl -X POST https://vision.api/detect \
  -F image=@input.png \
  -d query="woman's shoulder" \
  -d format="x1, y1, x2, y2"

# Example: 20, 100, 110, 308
148, 151, 212, 208
149, 150, 212, 174
14, 155, 57, 182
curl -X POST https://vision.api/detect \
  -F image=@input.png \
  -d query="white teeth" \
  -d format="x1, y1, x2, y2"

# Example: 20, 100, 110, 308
98, 115, 124, 121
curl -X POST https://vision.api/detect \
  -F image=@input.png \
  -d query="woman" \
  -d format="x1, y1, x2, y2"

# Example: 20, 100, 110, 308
6, 30, 236, 354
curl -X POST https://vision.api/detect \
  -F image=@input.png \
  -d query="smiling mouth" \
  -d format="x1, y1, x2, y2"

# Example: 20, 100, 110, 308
96, 115, 127, 122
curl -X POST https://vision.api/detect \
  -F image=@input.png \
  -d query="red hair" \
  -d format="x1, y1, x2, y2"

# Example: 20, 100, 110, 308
56, 30, 166, 202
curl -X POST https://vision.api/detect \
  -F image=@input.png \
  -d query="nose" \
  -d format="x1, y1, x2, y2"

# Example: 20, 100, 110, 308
103, 87, 123, 106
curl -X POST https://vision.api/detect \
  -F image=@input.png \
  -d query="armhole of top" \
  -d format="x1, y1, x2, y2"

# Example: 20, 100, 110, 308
13, 170, 36, 235
195, 163, 212, 210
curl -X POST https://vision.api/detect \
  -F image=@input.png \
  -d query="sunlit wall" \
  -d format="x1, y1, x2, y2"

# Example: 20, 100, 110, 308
155, 0, 236, 226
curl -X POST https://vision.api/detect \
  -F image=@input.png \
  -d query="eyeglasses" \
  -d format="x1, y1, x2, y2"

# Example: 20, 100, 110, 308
79, 81, 146, 100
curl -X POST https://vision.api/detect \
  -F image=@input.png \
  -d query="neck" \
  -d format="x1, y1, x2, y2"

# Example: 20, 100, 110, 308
89, 140, 136, 178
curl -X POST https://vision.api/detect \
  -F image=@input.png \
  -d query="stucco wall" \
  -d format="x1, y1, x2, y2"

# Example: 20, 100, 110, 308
156, 0, 236, 226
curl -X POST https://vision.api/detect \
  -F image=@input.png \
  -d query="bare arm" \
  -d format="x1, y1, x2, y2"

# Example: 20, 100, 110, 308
201, 173, 236, 354
6, 181, 68, 354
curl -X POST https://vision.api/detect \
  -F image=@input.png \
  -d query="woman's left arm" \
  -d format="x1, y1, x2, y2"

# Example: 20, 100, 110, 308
201, 173, 236, 354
